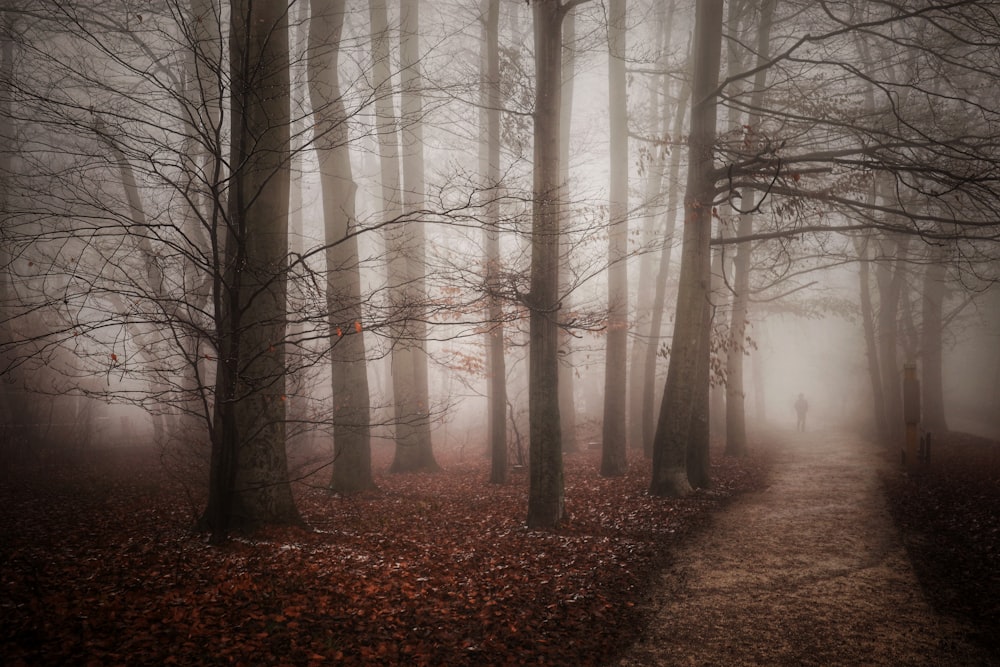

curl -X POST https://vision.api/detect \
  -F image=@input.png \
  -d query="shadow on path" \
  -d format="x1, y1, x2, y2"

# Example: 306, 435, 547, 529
617, 429, 993, 666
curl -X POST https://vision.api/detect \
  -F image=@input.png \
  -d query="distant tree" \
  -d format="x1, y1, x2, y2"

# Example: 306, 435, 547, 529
307, 0, 374, 492
627, 0, 676, 457
391, 0, 438, 473
479, 0, 508, 484
599, 0, 629, 477
638, 61, 689, 459
557, 4, 578, 454
724, 0, 778, 458
919, 245, 948, 434
526, 0, 590, 528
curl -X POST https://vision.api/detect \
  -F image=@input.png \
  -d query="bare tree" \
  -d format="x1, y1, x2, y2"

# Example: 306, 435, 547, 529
479, 0, 508, 484
600, 0, 628, 477
724, 0, 778, 457
307, 0, 374, 492
202, 0, 300, 539
526, 0, 590, 528
650, 0, 723, 497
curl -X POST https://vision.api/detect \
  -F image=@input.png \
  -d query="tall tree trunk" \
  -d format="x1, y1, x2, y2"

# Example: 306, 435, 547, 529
627, 0, 673, 451
366, 0, 436, 472
204, 0, 300, 541
751, 323, 768, 423
0, 9, 14, 433
527, 0, 568, 528
367, 0, 401, 434
308, 0, 374, 493
707, 226, 727, 445
877, 234, 910, 445
557, 7, 578, 453
687, 284, 712, 488
857, 234, 888, 438
724, 0, 777, 457
601, 0, 628, 477
390, 0, 438, 472
480, 0, 507, 483
649, 0, 723, 497
920, 250, 948, 434
285, 0, 310, 451
640, 74, 690, 458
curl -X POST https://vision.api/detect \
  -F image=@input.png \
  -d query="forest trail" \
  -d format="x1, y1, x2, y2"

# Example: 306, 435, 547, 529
616, 429, 993, 666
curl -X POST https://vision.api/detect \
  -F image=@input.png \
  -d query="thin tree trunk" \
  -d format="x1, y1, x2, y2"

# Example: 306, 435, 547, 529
557, 7, 577, 453
480, 0, 508, 483
0, 9, 13, 387
724, 0, 777, 457
649, 0, 723, 497
857, 235, 887, 438
391, 0, 438, 473
601, 0, 628, 477
921, 250, 948, 434
285, 0, 309, 452
751, 323, 767, 423
640, 75, 690, 458
627, 0, 672, 451
877, 234, 910, 445
308, 0, 374, 493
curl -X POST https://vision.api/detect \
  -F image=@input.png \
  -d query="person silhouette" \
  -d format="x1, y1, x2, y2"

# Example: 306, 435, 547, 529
795, 393, 809, 432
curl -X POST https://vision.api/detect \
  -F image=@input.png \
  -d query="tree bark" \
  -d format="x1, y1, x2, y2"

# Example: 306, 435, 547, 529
876, 234, 910, 445
640, 75, 689, 459
628, 0, 673, 453
527, 0, 567, 528
308, 0, 375, 493
650, 0, 723, 497
480, 0, 508, 484
204, 0, 300, 541
557, 6, 577, 454
724, 0, 778, 457
0, 10, 14, 432
920, 250, 948, 434
856, 234, 888, 439
390, 0, 438, 473
601, 0, 628, 477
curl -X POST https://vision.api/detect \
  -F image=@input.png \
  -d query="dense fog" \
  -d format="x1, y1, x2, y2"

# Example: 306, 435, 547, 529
1, 0, 998, 534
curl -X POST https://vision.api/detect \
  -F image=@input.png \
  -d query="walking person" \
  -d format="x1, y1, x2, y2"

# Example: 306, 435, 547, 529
795, 393, 809, 432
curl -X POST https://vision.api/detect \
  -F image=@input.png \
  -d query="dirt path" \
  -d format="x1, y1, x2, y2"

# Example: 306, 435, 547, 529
617, 429, 993, 666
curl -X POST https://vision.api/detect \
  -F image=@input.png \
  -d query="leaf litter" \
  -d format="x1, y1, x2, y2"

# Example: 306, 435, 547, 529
1, 445, 768, 666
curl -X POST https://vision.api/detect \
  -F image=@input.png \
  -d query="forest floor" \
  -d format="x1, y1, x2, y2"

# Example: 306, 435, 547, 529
1, 436, 766, 666
617, 428, 1000, 667
1, 427, 997, 666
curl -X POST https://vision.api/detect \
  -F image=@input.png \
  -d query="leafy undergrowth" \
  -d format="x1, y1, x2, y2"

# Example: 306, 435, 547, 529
881, 432, 1000, 656
1, 444, 768, 666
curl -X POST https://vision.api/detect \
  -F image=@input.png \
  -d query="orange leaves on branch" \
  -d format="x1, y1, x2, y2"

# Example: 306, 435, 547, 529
334, 322, 361, 337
